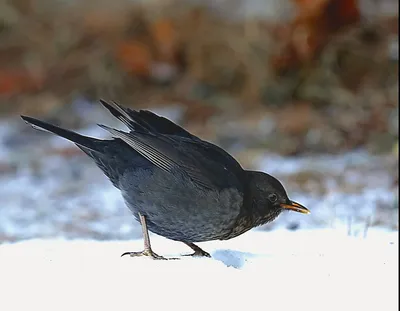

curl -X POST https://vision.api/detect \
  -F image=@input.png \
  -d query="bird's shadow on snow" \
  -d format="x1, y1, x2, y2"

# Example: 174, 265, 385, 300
211, 249, 263, 269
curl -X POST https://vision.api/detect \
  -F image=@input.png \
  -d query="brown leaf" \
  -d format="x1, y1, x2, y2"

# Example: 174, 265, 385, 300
274, 0, 360, 72
116, 41, 152, 76
150, 18, 179, 63
0, 70, 42, 95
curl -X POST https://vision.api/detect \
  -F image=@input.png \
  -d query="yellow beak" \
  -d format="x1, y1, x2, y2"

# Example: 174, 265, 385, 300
280, 201, 310, 214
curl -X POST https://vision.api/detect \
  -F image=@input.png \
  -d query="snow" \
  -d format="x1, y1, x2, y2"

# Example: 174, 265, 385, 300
0, 229, 397, 311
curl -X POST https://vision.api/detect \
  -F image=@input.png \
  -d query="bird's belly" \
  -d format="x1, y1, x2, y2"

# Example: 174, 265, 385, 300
127, 197, 241, 242
143, 211, 233, 242
119, 169, 243, 242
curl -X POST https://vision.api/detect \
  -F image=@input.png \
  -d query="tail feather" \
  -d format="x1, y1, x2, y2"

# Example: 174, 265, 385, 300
21, 115, 103, 152
21, 115, 148, 188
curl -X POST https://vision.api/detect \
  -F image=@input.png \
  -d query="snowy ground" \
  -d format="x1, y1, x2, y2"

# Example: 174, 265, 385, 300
0, 229, 398, 311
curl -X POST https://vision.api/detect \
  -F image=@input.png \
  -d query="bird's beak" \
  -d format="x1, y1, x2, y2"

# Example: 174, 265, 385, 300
280, 201, 310, 214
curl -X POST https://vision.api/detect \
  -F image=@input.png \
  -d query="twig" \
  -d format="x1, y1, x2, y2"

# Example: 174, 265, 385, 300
363, 216, 371, 239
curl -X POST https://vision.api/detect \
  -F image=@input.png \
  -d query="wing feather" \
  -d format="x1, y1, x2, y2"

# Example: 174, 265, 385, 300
98, 100, 245, 191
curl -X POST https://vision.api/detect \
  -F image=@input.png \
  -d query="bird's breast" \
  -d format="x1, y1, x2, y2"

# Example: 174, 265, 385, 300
119, 168, 244, 242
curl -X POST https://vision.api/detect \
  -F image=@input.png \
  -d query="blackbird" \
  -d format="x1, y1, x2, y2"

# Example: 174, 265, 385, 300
21, 100, 310, 259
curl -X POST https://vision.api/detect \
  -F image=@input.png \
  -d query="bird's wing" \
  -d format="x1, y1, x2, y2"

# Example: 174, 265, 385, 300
100, 100, 196, 139
98, 125, 245, 191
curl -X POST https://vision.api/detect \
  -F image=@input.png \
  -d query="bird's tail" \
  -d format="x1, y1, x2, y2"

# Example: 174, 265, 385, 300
21, 116, 103, 151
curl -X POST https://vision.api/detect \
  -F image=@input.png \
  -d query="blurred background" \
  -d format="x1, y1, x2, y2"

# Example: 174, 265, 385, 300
0, 0, 398, 242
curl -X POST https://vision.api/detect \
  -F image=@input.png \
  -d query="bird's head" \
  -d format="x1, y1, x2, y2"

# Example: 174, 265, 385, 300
246, 171, 310, 223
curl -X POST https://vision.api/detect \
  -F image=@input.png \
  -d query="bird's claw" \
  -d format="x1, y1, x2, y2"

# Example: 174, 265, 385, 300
182, 250, 211, 258
121, 250, 179, 260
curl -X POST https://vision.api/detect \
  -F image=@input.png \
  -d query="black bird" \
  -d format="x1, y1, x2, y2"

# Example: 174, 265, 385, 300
21, 100, 310, 259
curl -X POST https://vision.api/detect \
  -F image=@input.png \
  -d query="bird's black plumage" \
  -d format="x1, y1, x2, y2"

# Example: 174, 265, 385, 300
21, 100, 309, 259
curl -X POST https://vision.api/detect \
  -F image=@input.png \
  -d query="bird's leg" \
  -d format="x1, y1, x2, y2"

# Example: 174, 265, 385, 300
182, 242, 211, 258
121, 213, 176, 260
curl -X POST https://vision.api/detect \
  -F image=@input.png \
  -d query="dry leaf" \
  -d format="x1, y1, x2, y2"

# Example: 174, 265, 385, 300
274, 0, 360, 72
116, 41, 152, 76
150, 18, 178, 63
0, 70, 42, 95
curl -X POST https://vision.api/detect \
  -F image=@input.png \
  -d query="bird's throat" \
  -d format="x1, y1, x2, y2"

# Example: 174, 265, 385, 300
252, 208, 282, 227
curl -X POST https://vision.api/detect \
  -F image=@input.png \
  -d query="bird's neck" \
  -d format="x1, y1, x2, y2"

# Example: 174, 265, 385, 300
243, 171, 283, 227
224, 207, 281, 240
250, 207, 282, 227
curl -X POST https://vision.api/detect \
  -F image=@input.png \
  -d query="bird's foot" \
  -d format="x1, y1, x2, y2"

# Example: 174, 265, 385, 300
182, 249, 211, 258
121, 249, 178, 260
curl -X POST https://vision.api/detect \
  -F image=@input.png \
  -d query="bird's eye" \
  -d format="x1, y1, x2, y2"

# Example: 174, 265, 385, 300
268, 194, 278, 203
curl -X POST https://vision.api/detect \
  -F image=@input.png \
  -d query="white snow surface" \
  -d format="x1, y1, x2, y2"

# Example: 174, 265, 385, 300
1, 229, 398, 311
